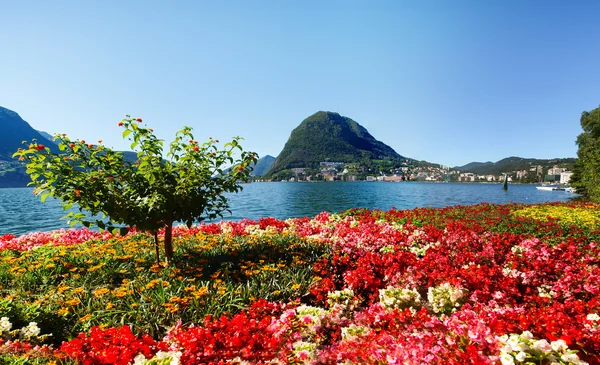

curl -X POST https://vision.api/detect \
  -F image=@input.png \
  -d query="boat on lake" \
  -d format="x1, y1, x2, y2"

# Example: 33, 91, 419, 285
536, 183, 573, 192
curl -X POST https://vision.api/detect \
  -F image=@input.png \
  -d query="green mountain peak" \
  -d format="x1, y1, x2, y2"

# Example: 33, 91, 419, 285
269, 111, 402, 174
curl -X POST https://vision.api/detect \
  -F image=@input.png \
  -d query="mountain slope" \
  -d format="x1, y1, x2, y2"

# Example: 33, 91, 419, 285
251, 155, 275, 176
37, 130, 58, 145
269, 111, 402, 174
455, 156, 577, 175
0, 106, 58, 160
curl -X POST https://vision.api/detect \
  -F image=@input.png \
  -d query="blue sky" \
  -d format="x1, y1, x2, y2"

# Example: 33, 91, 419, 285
1, 0, 599, 167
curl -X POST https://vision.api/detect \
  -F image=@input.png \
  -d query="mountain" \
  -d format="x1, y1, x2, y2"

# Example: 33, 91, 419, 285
455, 161, 494, 172
269, 111, 402, 174
37, 130, 58, 145
251, 155, 275, 176
0, 106, 58, 160
454, 156, 577, 175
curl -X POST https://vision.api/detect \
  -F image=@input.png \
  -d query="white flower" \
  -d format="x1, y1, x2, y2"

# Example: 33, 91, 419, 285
20, 322, 41, 338
515, 351, 527, 362
499, 353, 515, 365
497, 334, 509, 343
560, 352, 581, 363
133, 354, 147, 365
551, 339, 568, 352
587, 313, 600, 322
507, 335, 522, 352
0, 317, 12, 333
521, 331, 533, 340
154, 351, 182, 365
532, 339, 552, 353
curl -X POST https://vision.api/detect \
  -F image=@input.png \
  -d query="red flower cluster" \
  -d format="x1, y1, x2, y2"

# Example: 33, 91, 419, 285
59, 326, 157, 365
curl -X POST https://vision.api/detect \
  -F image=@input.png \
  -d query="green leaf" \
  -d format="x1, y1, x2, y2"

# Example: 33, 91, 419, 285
122, 129, 132, 138
40, 193, 50, 203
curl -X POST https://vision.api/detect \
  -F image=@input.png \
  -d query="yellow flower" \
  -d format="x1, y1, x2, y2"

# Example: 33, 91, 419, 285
291, 284, 302, 291
73, 287, 85, 294
65, 298, 81, 306
79, 314, 92, 323
193, 287, 208, 299
113, 290, 127, 298
272, 290, 281, 296
105, 303, 114, 310
58, 307, 69, 316
94, 288, 110, 298
162, 303, 179, 313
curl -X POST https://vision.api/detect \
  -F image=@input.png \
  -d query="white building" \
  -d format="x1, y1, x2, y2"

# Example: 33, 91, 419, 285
548, 166, 567, 175
560, 171, 573, 185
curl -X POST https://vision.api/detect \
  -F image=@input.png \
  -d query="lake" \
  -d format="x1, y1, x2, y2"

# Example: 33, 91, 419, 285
0, 182, 578, 236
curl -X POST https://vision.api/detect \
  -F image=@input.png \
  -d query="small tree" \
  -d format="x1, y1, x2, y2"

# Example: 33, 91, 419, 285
13, 116, 258, 264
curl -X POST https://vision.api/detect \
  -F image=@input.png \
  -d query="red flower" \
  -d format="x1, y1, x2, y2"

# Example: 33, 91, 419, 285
136, 118, 142, 122
36, 144, 45, 150
69, 143, 75, 148
238, 166, 244, 171
118, 122, 124, 127
74, 190, 81, 196
193, 147, 199, 152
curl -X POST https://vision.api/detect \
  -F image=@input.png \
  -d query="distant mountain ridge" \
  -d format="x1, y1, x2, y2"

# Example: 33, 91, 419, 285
37, 130, 57, 145
251, 155, 275, 176
454, 156, 577, 175
269, 111, 402, 174
0, 106, 58, 160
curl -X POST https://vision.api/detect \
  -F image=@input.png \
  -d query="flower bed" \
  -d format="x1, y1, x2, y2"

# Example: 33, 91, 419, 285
0, 202, 599, 364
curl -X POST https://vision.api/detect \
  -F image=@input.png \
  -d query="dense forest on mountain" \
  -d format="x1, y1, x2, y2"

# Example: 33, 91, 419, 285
455, 157, 576, 176
267, 111, 403, 176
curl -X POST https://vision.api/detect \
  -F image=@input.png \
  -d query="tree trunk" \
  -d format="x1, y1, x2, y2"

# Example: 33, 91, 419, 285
164, 221, 174, 265
153, 231, 161, 266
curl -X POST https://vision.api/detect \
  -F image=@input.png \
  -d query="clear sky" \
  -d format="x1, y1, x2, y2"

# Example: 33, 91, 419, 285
1, 0, 599, 167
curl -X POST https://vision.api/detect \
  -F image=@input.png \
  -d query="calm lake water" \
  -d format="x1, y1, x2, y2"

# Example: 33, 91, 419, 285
0, 182, 578, 236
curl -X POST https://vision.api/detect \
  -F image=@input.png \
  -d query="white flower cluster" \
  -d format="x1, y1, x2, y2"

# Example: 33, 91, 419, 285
243, 225, 279, 236
498, 332, 587, 365
537, 284, 556, 299
379, 286, 421, 311
587, 313, 599, 322
341, 324, 369, 341
133, 350, 183, 365
19, 322, 41, 339
327, 288, 355, 307
0, 317, 12, 334
427, 283, 467, 315
409, 242, 437, 257
292, 340, 317, 363
510, 245, 526, 255
296, 305, 326, 334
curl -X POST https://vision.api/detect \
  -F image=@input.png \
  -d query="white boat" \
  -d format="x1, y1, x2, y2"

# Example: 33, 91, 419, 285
536, 184, 572, 192
536, 186, 555, 191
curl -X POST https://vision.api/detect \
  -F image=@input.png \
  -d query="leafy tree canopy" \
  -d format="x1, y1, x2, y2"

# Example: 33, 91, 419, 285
13, 116, 257, 264
571, 106, 600, 201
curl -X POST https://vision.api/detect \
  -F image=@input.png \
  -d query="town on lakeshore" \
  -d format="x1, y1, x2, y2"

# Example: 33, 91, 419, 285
255, 160, 574, 185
